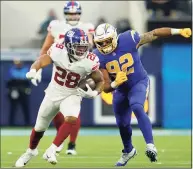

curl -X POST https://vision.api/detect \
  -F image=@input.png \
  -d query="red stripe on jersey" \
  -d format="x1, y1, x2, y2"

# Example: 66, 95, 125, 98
88, 29, 95, 33
79, 29, 85, 41
92, 63, 100, 71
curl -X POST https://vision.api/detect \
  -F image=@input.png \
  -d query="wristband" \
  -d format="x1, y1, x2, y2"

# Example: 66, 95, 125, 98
111, 81, 118, 89
171, 28, 181, 35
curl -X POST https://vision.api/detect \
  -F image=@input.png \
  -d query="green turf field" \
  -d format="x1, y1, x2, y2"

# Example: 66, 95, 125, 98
1, 129, 192, 168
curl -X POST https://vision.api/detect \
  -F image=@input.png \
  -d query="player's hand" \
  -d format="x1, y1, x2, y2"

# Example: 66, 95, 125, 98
31, 69, 42, 86
26, 69, 37, 80
180, 28, 192, 38
114, 71, 128, 87
77, 84, 98, 98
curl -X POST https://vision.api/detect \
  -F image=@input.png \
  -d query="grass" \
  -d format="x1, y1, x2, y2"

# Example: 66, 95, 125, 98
1, 130, 192, 168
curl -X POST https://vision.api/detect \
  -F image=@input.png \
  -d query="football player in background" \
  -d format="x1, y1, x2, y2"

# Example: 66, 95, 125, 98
93, 23, 191, 166
32, 1, 95, 155
15, 28, 104, 167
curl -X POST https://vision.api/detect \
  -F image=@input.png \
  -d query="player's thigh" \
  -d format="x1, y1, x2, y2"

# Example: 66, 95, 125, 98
128, 77, 149, 106
35, 96, 59, 131
113, 91, 132, 125
60, 95, 82, 118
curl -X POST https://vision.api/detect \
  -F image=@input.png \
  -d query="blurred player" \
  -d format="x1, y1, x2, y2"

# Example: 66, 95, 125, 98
32, 1, 95, 155
15, 28, 104, 167
93, 23, 191, 166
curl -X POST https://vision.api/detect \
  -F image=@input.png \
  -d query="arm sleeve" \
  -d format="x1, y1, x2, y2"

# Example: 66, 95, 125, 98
91, 56, 100, 72
47, 20, 59, 36
92, 49, 105, 69
87, 23, 95, 34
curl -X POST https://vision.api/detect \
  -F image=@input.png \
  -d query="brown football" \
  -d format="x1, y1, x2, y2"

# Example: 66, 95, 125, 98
78, 77, 96, 91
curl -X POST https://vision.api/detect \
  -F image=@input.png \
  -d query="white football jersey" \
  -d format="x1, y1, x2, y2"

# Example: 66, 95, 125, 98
45, 43, 99, 101
47, 20, 95, 44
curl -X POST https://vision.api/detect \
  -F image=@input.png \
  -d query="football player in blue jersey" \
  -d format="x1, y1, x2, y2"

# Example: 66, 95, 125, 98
93, 23, 191, 166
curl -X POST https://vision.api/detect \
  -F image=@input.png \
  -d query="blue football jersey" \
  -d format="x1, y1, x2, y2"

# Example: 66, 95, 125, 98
93, 30, 148, 90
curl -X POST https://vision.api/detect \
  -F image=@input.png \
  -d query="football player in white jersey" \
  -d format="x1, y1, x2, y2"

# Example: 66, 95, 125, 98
32, 1, 95, 155
15, 28, 104, 167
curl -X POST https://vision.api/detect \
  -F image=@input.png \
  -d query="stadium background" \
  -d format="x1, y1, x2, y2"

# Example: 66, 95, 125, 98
0, 1, 192, 168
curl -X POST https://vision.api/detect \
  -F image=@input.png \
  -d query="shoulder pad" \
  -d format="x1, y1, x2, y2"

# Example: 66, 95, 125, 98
47, 43, 65, 61
47, 20, 60, 32
85, 52, 100, 72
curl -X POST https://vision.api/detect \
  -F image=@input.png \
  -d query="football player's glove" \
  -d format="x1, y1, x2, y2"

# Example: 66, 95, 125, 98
77, 84, 98, 98
114, 71, 128, 87
31, 69, 42, 86
180, 28, 192, 38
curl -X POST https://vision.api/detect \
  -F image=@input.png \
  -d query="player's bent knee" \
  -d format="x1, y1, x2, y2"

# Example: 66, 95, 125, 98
131, 103, 144, 116
34, 125, 47, 132
34, 120, 49, 132
65, 116, 77, 124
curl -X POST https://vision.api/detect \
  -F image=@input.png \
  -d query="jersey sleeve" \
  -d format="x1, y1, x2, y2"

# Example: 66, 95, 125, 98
85, 53, 100, 74
47, 43, 64, 61
119, 30, 141, 50
47, 20, 59, 36
92, 49, 105, 69
130, 30, 141, 46
87, 23, 95, 34
82, 23, 95, 34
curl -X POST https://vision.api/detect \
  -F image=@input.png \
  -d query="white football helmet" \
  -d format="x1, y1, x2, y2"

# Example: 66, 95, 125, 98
94, 23, 118, 55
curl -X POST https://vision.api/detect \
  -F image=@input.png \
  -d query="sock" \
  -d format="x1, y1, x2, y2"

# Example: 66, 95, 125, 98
118, 124, 133, 153
131, 103, 154, 144
29, 128, 44, 149
70, 115, 81, 144
53, 112, 64, 133
53, 121, 72, 147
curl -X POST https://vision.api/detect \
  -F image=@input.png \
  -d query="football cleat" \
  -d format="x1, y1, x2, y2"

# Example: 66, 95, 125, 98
15, 148, 38, 167
56, 143, 64, 153
65, 142, 77, 155
145, 143, 158, 162
43, 146, 57, 165
115, 148, 137, 167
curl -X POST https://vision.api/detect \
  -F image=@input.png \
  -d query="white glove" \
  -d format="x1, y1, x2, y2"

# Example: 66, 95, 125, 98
31, 69, 42, 86
77, 84, 98, 98
26, 69, 37, 80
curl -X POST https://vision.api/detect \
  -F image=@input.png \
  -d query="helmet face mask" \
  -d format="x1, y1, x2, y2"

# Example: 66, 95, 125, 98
67, 43, 89, 60
94, 23, 118, 55
64, 13, 81, 26
65, 28, 89, 61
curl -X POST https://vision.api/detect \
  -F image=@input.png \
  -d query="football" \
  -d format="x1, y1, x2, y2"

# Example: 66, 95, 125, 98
78, 77, 96, 91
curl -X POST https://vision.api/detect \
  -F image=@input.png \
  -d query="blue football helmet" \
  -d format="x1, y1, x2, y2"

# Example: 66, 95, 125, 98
64, 28, 89, 61
63, 1, 82, 25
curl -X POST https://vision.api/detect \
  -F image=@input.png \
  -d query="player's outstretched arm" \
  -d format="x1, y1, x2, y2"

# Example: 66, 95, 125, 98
90, 69, 104, 94
137, 28, 192, 48
40, 32, 54, 55
26, 54, 52, 80
31, 54, 52, 71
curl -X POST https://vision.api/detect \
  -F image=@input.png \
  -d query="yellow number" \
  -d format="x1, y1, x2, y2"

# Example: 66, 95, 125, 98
105, 53, 134, 75
106, 60, 121, 74
119, 53, 134, 75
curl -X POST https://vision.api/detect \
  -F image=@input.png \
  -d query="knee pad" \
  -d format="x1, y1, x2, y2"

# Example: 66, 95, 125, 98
116, 119, 131, 128
34, 117, 50, 132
